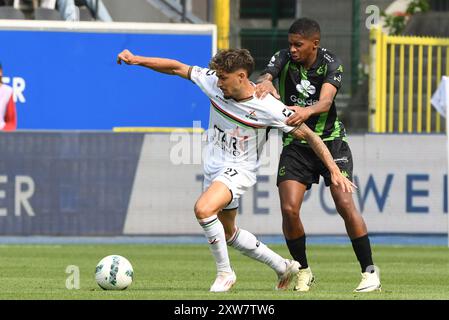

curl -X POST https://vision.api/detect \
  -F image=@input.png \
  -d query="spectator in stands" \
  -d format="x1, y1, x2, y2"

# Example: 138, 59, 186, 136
11, 0, 112, 21
56, 0, 112, 21
0, 63, 17, 131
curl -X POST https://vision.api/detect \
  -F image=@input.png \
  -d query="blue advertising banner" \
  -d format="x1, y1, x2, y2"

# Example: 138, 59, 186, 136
0, 21, 216, 130
0, 132, 446, 235
0, 131, 144, 235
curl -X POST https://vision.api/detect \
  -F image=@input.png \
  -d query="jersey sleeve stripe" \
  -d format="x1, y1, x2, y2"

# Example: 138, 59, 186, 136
210, 99, 264, 129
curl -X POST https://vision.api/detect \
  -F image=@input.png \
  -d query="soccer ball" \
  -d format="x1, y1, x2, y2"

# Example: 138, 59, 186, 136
95, 255, 134, 290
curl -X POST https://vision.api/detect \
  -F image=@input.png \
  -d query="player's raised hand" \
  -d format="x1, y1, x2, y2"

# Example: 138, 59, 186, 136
117, 49, 137, 65
255, 80, 280, 100
330, 171, 357, 193
286, 106, 312, 126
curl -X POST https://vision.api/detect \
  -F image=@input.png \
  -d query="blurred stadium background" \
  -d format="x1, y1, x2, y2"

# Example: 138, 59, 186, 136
0, 0, 449, 300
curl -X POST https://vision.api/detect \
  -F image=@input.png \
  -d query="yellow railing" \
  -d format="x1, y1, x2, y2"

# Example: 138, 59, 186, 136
369, 27, 449, 133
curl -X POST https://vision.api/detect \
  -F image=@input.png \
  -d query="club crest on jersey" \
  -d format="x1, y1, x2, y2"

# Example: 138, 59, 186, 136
296, 80, 316, 98
245, 110, 258, 121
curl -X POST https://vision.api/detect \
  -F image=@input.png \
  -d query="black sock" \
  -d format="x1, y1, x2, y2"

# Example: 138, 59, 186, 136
285, 235, 308, 269
351, 234, 374, 273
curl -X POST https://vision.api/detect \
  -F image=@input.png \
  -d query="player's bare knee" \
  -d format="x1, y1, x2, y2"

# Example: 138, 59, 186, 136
194, 201, 214, 219
335, 197, 355, 213
281, 204, 300, 220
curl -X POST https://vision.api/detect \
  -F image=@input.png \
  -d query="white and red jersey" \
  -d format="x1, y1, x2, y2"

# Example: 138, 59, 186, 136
189, 66, 295, 175
0, 84, 17, 131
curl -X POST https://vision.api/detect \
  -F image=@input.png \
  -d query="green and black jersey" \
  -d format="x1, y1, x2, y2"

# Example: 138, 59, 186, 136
261, 47, 346, 146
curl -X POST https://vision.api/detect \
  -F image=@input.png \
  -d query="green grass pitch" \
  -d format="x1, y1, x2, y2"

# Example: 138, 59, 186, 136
1, 243, 448, 300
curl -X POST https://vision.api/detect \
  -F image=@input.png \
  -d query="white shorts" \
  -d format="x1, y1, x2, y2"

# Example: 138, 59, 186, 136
203, 167, 256, 210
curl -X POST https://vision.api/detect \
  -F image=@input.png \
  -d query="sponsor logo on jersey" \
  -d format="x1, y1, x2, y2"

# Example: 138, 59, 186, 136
316, 64, 327, 75
324, 53, 335, 63
341, 170, 349, 178
296, 80, 316, 98
278, 166, 286, 177
215, 95, 229, 104
334, 157, 349, 163
245, 110, 258, 121
289, 96, 319, 106
212, 125, 249, 157
334, 75, 342, 82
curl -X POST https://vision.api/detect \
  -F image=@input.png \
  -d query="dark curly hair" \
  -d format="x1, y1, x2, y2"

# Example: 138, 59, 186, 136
209, 49, 255, 77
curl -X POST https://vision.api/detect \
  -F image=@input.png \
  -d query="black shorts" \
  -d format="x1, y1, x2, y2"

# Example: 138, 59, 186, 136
276, 139, 353, 190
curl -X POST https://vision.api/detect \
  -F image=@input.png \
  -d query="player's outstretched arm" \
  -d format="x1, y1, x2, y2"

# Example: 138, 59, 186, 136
117, 49, 190, 79
290, 124, 356, 193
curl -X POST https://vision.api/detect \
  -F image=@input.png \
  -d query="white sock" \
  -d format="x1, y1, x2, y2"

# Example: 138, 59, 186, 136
198, 215, 232, 273
227, 228, 286, 275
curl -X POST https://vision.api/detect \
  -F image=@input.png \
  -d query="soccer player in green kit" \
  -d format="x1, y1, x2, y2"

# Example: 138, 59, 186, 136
256, 18, 381, 293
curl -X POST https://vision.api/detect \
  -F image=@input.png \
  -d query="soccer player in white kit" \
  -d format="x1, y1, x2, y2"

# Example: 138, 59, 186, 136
117, 48, 355, 293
